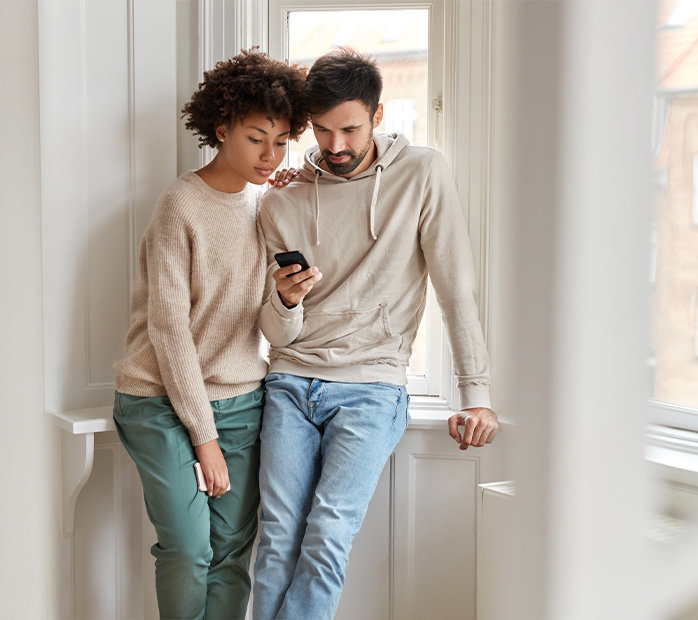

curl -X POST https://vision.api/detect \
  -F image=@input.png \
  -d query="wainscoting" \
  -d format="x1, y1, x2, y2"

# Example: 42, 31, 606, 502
65, 413, 502, 620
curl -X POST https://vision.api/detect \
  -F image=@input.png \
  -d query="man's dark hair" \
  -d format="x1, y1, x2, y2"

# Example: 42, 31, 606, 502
304, 48, 383, 116
182, 48, 308, 148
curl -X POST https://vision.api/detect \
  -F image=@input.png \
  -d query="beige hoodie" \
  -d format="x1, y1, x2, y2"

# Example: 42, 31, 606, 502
259, 133, 491, 410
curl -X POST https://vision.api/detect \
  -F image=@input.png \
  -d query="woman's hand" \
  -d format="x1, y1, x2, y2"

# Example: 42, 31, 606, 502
268, 168, 299, 187
274, 264, 322, 308
194, 439, 229, 498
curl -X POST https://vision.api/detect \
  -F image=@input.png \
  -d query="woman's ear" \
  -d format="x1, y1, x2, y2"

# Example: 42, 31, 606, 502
215, 124, 227, 143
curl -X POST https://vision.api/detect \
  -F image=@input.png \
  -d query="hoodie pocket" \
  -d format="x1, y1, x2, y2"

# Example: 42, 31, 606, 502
290, 302, 403, 366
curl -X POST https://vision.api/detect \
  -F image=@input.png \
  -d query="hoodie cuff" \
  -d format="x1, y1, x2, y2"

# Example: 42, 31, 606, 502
270, 290, 304, 321
458, 383, 492, 411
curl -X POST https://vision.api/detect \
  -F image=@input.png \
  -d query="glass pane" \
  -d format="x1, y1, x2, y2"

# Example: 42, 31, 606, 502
651, 0, 698, 409
287, 9, 431, 381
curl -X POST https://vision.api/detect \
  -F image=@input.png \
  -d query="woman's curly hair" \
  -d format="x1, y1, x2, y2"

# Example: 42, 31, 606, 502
182, 49, 308, 148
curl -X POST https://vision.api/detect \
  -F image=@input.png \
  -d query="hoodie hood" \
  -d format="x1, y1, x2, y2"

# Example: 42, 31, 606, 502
298, 132, 410, 245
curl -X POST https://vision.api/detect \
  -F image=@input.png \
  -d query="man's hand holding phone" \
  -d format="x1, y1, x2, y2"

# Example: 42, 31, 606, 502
273, 250, 322, 309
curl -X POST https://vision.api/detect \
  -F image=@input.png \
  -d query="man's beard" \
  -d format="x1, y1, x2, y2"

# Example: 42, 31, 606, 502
321, 133, 373, 175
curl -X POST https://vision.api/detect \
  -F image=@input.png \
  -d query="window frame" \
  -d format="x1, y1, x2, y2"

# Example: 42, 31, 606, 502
652, 401, 698, 433
693, 153, 698, 226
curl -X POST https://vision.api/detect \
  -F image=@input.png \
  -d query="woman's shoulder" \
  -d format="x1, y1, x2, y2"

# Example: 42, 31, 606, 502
151, 173, 209, 222
161, 172, 206, 207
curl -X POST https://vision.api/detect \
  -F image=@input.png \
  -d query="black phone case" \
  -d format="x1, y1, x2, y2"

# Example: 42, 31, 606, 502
274, 250, 310, 273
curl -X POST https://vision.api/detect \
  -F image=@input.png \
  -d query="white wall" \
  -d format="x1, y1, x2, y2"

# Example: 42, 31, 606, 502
176, 0, 201, 174
0, 1, 55, 618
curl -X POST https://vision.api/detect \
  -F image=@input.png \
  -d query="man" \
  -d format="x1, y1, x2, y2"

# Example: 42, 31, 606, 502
253, 49, 498, 620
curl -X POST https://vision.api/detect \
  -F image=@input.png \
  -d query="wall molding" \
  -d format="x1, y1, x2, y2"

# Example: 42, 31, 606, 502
127, 0, 137, 293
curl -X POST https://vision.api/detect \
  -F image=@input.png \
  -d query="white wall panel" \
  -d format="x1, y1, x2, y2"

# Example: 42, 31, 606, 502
40, 0, 94, 412
0, 1, 55, 616
393, 429, 492, 620
40, 0, 176, 414
83, 0, 132, 386
73, 435, 145, 620
74, 443, 120, 619
39, 1, 176, 617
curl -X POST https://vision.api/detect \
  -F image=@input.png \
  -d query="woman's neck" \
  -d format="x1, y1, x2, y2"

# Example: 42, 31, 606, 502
195, 154, 247, 193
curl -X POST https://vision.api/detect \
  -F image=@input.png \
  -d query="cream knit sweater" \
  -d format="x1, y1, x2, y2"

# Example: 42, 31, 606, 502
115, 171, 268, 445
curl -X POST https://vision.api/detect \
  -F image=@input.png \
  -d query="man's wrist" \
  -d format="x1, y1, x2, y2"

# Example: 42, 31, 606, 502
270, 289, 302, 319
278, 291, 297, 309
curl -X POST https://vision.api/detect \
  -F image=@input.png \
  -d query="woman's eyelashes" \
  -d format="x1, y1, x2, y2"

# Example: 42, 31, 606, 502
247, 136, 288, 147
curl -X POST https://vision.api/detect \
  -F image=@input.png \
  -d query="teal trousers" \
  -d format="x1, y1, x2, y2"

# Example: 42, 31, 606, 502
113, 388, 263, 620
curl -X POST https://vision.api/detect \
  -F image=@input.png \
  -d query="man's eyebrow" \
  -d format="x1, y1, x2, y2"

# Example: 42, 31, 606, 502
312, 123, 363, 131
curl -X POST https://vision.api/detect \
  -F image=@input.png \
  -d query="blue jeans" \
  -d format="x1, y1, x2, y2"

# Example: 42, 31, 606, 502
252, 373, 410, 620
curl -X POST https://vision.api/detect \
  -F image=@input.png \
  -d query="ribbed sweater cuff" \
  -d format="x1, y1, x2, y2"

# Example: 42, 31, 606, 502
458, 383, 492, 411
188, 417, 219, 447
270, 289, 303, 320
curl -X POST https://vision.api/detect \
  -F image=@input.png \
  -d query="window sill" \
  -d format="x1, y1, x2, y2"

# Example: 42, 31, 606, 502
650, 400, 698, 433
646, 424, 698, 484
407, 395, 453, 430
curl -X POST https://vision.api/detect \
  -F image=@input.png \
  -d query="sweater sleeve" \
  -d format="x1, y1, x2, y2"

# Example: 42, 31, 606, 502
145, 196, 218, 445
418, 151, 492, 410
257, 198, 304, 347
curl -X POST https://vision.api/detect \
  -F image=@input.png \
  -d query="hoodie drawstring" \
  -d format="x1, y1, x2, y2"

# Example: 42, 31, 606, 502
369, 165, 384, 241
314, 169, 321, 246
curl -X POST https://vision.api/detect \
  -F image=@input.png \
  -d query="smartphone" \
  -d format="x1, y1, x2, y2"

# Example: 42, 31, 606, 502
194, 462, 231, 493
274, 250, 311, 277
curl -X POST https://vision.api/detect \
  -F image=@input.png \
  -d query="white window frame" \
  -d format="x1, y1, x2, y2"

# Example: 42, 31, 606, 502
265, 0, 494, 408
648, 147, 698, 435
693, 153, 698, 225
652, 401, 698, 433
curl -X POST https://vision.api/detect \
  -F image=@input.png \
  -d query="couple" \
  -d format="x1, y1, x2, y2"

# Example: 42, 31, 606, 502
113, 48, 498, 620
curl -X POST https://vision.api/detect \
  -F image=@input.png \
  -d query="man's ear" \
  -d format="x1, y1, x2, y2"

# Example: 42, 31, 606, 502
372, 103, 384, 128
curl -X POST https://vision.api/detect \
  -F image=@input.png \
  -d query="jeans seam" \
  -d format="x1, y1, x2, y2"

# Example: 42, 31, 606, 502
391, 389, 403, 427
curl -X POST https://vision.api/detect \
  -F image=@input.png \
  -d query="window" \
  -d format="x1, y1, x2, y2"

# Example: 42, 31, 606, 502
651, 0, 698, 426
270, 1, 447, 397
383, 98, 418, 142
693, 154, 698, 225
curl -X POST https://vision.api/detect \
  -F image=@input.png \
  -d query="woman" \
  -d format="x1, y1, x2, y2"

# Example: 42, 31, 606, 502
112, 50, 306, 620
